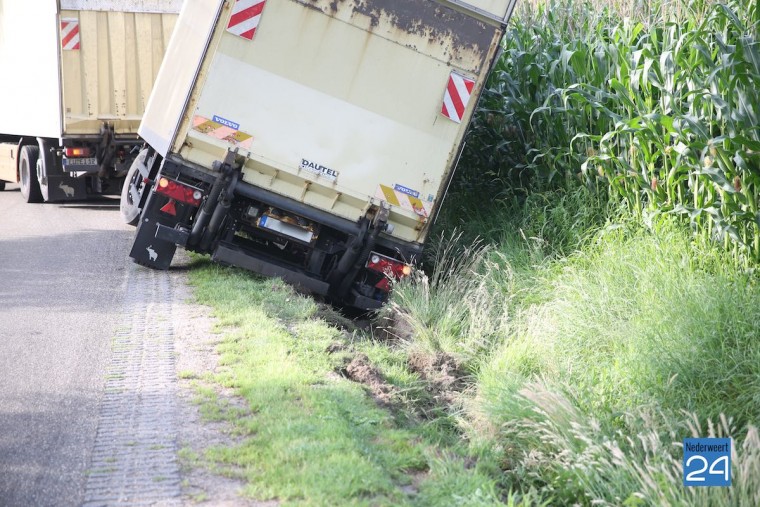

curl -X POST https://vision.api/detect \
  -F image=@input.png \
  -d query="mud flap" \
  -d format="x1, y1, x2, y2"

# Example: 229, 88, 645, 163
41, 175, 87, 202
129, 191, 178, 270
37, 141, 87, 202
130, 220, 177, 269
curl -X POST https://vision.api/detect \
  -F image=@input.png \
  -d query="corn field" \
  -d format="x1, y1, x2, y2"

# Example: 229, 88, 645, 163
466, 0, 760, 262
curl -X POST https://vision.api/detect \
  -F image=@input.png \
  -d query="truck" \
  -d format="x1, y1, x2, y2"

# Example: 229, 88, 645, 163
125, 0, 516, 309
0, 0, 179, 203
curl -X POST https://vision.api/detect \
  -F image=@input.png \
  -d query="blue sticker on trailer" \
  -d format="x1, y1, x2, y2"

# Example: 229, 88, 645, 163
393, 184, 420, 198
212, 115, 240, 130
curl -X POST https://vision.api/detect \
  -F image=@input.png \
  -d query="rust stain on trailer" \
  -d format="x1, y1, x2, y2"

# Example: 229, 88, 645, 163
299, 0, 493, 72
355, 0, 490, 49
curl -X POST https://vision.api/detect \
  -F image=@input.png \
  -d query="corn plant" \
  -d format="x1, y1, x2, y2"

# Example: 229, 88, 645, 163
467, 0, 760, 263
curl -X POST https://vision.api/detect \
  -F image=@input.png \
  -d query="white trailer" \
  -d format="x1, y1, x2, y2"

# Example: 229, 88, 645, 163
126, 0, 516, 309
0, 0, 179, 202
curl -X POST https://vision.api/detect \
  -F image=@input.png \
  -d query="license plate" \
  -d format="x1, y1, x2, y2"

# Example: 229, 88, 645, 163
259, 215, 314, 243
63, 157, 97, 166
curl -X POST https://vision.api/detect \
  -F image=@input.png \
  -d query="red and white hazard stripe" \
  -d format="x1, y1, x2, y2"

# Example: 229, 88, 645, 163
226, 0, 267, 41
61, 18, 80, 51
441, 72, 475, 123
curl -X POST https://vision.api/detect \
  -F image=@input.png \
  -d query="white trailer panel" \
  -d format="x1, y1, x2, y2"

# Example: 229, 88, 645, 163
465, 0, 517, 19
0, 0, 62, 138
139, 0, 224, 156
0, 0, 178, 139
60, 0, 183, 13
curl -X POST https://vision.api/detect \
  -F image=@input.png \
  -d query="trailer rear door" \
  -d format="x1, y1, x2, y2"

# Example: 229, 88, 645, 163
60, 0, 180, 136
142, 0, 513, 244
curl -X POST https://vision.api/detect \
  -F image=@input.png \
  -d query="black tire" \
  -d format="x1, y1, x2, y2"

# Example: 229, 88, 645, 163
120, 149, 151, 226
0, 181, 5, 191
19, 145, 42, 203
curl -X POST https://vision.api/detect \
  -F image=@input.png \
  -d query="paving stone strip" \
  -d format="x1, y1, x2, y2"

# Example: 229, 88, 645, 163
83, 265, 182, 506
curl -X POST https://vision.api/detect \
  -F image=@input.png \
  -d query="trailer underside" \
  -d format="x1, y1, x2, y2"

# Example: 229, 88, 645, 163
128, 151, 422, 310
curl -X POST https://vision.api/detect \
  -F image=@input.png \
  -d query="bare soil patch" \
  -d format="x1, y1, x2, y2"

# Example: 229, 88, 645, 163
340, 353, 396, 406
407, 350, 466, 406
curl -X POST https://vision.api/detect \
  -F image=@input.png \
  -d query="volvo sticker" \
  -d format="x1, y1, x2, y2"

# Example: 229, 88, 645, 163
212, 115, 240, 130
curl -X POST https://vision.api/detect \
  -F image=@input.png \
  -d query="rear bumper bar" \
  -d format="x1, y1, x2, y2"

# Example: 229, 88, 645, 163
213, 242, 330, 295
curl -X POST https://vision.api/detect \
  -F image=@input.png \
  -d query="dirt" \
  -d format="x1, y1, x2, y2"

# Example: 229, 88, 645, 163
340, 353, 396, 406
372, 305, 416, 342
378, 306, 467, 402
407, 350, 464, 389
171, 256, 274, 507
334, 304, 468, 414
407, 349, 466, 407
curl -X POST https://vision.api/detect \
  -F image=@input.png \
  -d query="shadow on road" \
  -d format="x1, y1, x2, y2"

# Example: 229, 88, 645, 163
0, 392, 97, 507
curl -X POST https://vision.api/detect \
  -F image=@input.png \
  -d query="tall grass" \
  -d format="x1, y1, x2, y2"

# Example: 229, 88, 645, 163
393, 209, 760, 503
387, 0, 760, 502
498, 383, 760, 506
387, 233, 509, 370
484, 221, 760, 425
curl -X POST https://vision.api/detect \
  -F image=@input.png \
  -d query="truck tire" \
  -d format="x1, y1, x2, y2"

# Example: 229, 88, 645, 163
120, 149, 151, 225
0, 181, 5, 191
19, 145, 42, 203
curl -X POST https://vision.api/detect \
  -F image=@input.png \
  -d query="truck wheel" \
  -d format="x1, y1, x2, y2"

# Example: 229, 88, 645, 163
0, 181, 5, 191
19, 145, 43, 203
120, 149, 151, 225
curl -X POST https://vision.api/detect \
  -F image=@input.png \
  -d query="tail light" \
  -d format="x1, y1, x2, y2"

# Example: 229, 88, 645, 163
64, 147, 93, 158
155, 177, 203, 207
366, 252, 412, 292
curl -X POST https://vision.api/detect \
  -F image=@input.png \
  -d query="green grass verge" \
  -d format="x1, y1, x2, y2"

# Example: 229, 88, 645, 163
186, 261, 526, 506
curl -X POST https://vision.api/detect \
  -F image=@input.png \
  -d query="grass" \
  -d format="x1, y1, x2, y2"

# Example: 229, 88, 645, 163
186, 260, 523, 506
409, 0, 760, 497
184, 188, 760, 506
483, 220, 760, 422
179, 0, 760, 504
390, 187, 760, 504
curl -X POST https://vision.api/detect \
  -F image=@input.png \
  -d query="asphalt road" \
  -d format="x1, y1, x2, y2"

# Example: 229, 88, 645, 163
0, 185, 135, 506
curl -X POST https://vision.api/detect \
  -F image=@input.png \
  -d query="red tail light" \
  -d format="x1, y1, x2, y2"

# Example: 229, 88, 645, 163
366, 252, 412, 292
64, 147, 93, 157
155, 177, 203, 206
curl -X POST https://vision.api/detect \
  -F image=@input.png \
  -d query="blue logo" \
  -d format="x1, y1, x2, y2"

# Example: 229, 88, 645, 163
393, 184, 420, 198
212, 115, 240, 130
683, 438, 731, 486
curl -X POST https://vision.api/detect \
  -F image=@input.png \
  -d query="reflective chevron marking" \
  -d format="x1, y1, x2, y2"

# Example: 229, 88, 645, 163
61, 18, 80, 50
226, 0, 267, 41
441, 71, 475, 123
